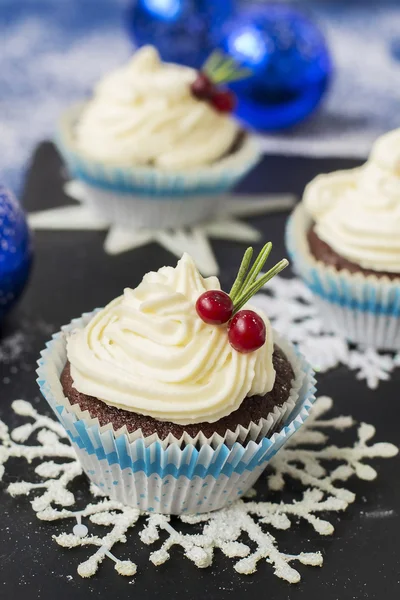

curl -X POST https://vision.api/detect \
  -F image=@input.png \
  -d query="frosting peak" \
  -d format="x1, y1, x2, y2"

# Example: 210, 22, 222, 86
67, 254, 275, 425
370, 128, 400, 173
126, 45, 160, 72
75, 46, 239, 169
304, 128, 400, 274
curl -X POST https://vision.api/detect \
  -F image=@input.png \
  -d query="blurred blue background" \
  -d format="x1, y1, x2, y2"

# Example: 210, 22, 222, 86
1, 0, 400, 192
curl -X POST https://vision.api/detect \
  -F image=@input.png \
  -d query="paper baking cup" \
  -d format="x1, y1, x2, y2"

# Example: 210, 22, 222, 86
37, 313, 316, 514
56, 104, 261, 229
286, 204, 400, 350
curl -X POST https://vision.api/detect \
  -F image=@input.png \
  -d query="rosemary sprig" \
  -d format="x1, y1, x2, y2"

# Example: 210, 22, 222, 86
240, 242, 272, 293
203, 50, 252, 85
229, 247, 253, 301
229, 243, 289, 314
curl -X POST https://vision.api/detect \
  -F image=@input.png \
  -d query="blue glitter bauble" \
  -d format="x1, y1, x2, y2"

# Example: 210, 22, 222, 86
0, 186, 33, 319
126, 0, 234, 68
217, 4, 332, 130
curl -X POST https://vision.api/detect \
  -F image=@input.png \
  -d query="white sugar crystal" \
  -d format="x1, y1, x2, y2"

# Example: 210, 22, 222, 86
35, 461, 65, 478
11, 424, 35, 443
12, 399, 36, 417
298, 551, 324, 566
185, 546, 212, 568
0, 333, 26, 363
54, 533, 82, 548
140, 525, 160, 545
234, 556, 257, 575
354, 463, 377, 481
77, 556, 98, 578
219, 541, 249, 558
8, 482, 32, 496
115, 561, 137, 577
150, 549, 170, 566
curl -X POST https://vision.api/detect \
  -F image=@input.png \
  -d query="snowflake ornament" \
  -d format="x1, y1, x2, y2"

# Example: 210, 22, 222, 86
0, 396, 397, 584
253, 277, 400, 389
28, 181, 296, 276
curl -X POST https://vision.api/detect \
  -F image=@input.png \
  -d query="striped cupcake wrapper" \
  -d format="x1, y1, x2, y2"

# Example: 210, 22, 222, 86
286, 204, 400, 350
56, 105, 261, 229
36, 312, 316, 515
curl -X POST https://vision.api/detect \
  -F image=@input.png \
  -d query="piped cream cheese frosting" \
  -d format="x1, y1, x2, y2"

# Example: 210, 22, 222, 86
75, 45, 239, 169
304, 128, 400, 273
67, 254, 275, 425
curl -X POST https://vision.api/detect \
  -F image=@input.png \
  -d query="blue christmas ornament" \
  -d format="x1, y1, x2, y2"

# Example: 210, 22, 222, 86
0, 186, 32, 319
217, 3, 332, 130
126, 0, 234, 68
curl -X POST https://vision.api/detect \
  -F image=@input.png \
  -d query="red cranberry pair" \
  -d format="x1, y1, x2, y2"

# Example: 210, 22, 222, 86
190, 72, 236, 113
196, 290, 265, 353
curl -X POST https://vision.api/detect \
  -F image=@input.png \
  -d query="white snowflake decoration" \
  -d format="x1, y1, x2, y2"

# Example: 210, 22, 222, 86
28, 182, 296, 276
253, 277, 400, 389
0, 396, 397, 584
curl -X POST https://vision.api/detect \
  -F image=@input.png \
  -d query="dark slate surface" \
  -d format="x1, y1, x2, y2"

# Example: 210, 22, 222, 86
0, 143, 398, 599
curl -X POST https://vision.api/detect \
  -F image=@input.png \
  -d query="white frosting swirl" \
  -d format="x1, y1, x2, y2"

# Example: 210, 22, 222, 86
67, 254, 275, 425
304, 128, 400, 273
75, 46, 239, 169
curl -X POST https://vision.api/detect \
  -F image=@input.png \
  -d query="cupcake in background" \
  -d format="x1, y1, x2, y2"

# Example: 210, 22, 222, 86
37, 246, 315, 514
57, 46, 260, 229
286, 128, 400, 350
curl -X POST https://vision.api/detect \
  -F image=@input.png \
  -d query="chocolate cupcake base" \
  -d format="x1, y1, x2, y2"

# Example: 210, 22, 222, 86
38, 314, 315, 513
307, 226, 399, 280
286, 205, 400, 351
61, 346, 294, 441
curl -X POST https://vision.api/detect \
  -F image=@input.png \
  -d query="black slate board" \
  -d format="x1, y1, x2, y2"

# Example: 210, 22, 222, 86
0, 143, 399, 599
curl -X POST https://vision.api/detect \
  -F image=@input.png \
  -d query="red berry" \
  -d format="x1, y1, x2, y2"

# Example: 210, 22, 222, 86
228, 310, 266, 353
196, 290, 234, 325
211, 89, 236, 113
191, 72, 215, 100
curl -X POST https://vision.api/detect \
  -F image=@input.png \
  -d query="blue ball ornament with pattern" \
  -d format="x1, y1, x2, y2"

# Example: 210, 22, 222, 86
0, 185, 33, 319
217, 3, 332, 130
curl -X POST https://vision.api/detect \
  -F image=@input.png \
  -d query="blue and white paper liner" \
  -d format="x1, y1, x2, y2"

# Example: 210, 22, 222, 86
37, 312, 316, 514
56, 104, 261, 229
286, 204, 400, 350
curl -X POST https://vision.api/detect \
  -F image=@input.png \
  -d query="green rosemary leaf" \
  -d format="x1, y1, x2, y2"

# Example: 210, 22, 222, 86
213, 58, 236, 80
203, 50, 224, 76
233, 259, 289, 312
240, 242, 272, 295
229, 247, 253, 301
216, 66, 242, 85
226, 69, 253, 82
212, 65, 236, 85
202, 50, 252, 85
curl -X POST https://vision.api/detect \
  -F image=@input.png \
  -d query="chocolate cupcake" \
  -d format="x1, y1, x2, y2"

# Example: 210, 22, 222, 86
286, 128, 400, 350
56, 46, 261, 230
37, 249, 316, 514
